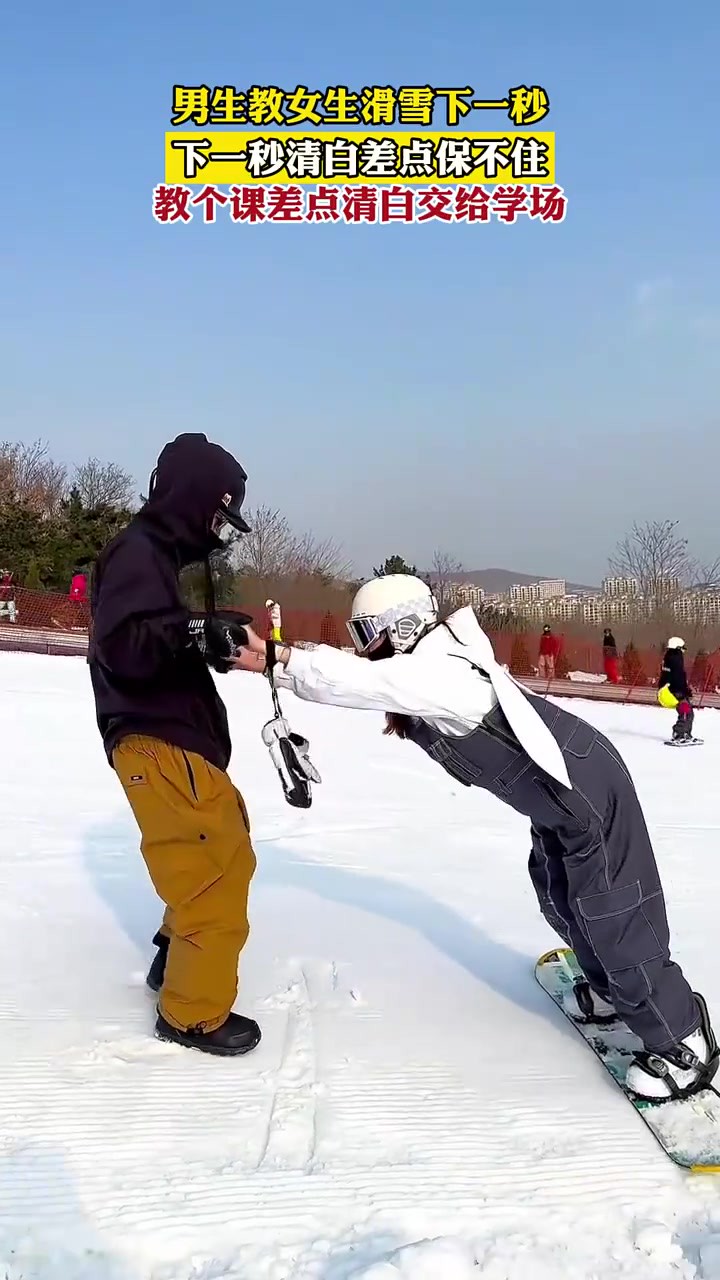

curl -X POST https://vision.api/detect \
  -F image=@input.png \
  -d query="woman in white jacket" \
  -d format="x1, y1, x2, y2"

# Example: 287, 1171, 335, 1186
233, 574, 716, 1103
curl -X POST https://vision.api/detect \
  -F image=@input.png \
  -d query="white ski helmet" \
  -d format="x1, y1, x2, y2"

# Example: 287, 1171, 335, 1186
347, 574, 439, 655
667, 636, 686, 650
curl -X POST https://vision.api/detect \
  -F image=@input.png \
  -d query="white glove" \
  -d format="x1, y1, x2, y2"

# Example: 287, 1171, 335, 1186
261, 715, 321, 808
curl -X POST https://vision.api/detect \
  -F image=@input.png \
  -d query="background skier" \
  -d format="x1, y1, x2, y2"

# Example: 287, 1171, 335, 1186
69, 568, 88, 603
658, 636, 694, 742
602, 628, 619, 684
89, 433, 261, 1058
234, 575, 717, 1102
538, 625, 559, 679
0, 569, 16, 623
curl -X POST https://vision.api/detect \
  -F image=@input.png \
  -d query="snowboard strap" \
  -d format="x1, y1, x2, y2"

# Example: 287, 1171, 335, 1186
631, 992, 720, 1102
572, 979, 618, 1027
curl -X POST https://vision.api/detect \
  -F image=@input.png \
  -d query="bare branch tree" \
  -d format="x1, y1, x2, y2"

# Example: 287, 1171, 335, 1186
290, 529, 351, 582
73, 457, 135, 510
688, 556, 720, 590
429, 548, 464, 610
0, 439, 67, 516
672, 555, 720, 640
608, 520, 692, 617
233, 504, 351, 583
232, 505, 297, 577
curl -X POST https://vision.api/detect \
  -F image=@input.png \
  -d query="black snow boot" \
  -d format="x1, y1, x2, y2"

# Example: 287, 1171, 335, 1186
146, 931, 169, 993
155, 1011, 262, 1057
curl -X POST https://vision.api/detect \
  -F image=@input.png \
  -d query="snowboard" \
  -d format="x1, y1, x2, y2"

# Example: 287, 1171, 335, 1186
664, 737, 704, 747
535, 947, 720, 1172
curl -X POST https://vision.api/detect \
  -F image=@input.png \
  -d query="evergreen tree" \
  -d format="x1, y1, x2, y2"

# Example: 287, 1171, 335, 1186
24, 557, 43, 590
373, 554, 417, 576
690, 649, 713, 694
510, 634, 534, 676
48, 488, 133, 589
0, 500, 54, 584
555, 647, 571, 679
621, 640, 644, 685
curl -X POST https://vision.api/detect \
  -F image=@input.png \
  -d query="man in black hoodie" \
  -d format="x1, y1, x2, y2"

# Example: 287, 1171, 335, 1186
659, 635, 694, 741
88, 433, 260, 1057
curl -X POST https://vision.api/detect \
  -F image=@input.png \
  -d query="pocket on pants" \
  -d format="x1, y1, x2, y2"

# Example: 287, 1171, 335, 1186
181, 751, 199, 801
577, 880, 664, 967
564, 719, 596, 759
235, 788, 250, 832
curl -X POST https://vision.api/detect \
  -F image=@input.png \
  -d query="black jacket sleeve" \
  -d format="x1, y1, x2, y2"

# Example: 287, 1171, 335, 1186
90, 537, 192, 682
659, 650, 691, 700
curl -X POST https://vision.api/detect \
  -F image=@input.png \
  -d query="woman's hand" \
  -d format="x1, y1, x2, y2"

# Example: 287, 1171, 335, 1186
232, 647, 267, 672
230, 624, 267, 672
231, 626, 292, 673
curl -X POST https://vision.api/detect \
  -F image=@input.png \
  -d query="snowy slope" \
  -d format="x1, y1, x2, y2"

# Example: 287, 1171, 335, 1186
2, 652, 720, 1279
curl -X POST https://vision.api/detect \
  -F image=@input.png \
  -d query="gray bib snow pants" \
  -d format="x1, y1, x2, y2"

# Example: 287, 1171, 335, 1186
407, 692, 699, 1053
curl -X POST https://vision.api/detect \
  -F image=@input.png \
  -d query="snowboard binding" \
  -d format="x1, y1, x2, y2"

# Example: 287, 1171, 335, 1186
572, 978, 619, 1027
628, 992, 720, 1103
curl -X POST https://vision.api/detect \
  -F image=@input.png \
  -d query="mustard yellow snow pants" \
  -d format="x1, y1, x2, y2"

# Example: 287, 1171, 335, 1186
112, 735, 256, 1032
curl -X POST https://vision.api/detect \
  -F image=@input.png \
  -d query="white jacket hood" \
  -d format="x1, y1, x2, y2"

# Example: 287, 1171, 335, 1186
420, 607, 572, 790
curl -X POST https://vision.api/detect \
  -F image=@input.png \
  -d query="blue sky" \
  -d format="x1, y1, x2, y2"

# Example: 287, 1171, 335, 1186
4, 0, 719, 583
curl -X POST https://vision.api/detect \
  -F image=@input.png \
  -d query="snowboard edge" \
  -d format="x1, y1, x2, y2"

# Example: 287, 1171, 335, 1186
535, 947, 720, 1174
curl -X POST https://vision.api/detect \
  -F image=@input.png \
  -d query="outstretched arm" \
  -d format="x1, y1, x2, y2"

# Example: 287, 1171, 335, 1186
233, 629, 495, 722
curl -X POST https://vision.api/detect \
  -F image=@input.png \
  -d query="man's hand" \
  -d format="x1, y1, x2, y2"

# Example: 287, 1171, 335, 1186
231, 624, 268, 672
189, 611, 253, 674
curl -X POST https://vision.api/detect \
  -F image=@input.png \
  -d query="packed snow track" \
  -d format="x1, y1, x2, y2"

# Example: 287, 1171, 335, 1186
2, 651, 720, 1279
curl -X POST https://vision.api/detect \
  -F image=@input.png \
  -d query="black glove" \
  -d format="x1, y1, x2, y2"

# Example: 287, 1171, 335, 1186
188, 611, 253, 673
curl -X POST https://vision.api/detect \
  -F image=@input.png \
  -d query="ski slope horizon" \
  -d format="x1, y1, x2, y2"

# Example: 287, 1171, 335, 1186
3, 650, 720, 1279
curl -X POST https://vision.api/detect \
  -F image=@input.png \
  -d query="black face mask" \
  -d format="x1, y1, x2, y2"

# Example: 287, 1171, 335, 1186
367, 633, 395, 662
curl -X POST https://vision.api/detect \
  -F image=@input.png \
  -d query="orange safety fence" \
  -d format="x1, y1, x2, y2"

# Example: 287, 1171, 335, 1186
1, 591, 720, 709
0, 586, 90, 631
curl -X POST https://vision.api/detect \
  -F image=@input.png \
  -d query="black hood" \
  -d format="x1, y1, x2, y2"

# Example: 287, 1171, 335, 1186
138, 433, 249, 566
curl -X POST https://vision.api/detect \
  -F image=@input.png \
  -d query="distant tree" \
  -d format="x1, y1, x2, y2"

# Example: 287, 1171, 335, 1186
291, 528, 351, 583
373, 554, 418, 577
23, 557, 43, 590
510, 634, 534, 676
0, 438, 67, 516
233, 505, 294, 577
235, 504, 350, 584
428, 549, 463, 610
182, 544, 239, 610
73, 457, 136, 510
49, 488, 133, 589
555, 647, 571, 679
476, 603, 525, 634
690, 648, 711, 692
620, 640, 644, 685
609, 520, 691, 616
0, 500, 55, 583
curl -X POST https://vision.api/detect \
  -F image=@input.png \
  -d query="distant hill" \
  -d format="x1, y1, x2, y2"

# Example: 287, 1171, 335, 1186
447, 568, 599, 595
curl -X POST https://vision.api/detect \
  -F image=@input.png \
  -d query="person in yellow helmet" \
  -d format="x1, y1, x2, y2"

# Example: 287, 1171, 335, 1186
658, 637, 694, 742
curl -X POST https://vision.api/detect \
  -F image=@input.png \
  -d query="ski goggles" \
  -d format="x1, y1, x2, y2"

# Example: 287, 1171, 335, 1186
346, 615, 381, 654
